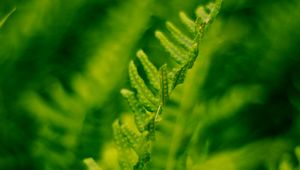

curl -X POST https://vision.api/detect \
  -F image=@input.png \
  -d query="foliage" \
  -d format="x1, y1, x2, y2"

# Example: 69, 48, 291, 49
0, 0, 300, 170
112, 1, 222, 169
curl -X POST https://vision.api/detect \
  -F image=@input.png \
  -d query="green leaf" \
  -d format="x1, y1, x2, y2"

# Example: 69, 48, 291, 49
121, 89, 155, 132
119, 148, 137, 170
137, 50, 160, 90
146, 117, 156, 141
129, 61, 159, 111
113, 120, 130, 148
134, 152, 151, 170
210, 0, 223, 20
159, 64, 169, 106
113, 120, 137, 170
168, 65, 189, 90
179, 12, 196, 34
121, 89, 145, 115
186, 43, 199, 69
166, 21, 193, 50
168, 42, 199, 90
155, 31, 188, 64
196, 1, 222, 24
114, 1, 223, 169
120, 124, 143, 151
196, 6, 210, 24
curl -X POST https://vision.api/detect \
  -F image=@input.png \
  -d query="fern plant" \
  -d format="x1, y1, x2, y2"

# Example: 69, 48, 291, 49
112, 0, 223, 169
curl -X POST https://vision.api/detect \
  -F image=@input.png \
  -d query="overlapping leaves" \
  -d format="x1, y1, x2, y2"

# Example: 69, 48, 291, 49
113, 1, 222, 169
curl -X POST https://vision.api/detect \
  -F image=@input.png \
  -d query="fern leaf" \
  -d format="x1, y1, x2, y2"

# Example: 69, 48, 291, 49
136, 112, 155, 133
210, 0, 223, 20
168, 65, 189, 90
119, 148, 137, 170
196, 6, 211, 24
195, 0, 222, 37
146, 117, 156, 141
179, 12, 196, 34
155, 31, 188, 64
168, 43, 199, 90
186, 44, 199, 69
159, 64, 169, 106
196, 1, 222, 23
166, 22, 194, 50
121, 89, 149, 132
113, 120, 129, 148
134, 152, 151, 170
129, 61, 159, 111
121, 89, 146, 115
114, 121, 144, 170
137, 50, 160, 90
120, 124, 143, 150
114, 1, 223, 169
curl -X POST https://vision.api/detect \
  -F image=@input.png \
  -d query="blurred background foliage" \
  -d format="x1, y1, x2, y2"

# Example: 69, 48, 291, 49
0, 0, 299, 169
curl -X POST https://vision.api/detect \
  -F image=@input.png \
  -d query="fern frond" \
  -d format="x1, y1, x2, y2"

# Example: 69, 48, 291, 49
146, 117, 156, 141
166, 22, 194, 50
195, 0, 223, 39
196, 6, 211, 24
119, 148, 137, 170
120, 124, 143, 150
179, 12, 196, 34
114, 120, 153, 170
129, 61, 159, 111
113, 121, 138, 169
134, 152, 151, 170
121, 89, 146, 115
159, 64, 169, 106
113, 120, 129, 148
121, 89, 155, 133
155, 31, 189, 64
196, 1, 222, 24
115, 1, 223, 169
136, 50, 160, 90
167, 42, 199, 91
168, 64, 189, 90
210, 0, 223, 19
